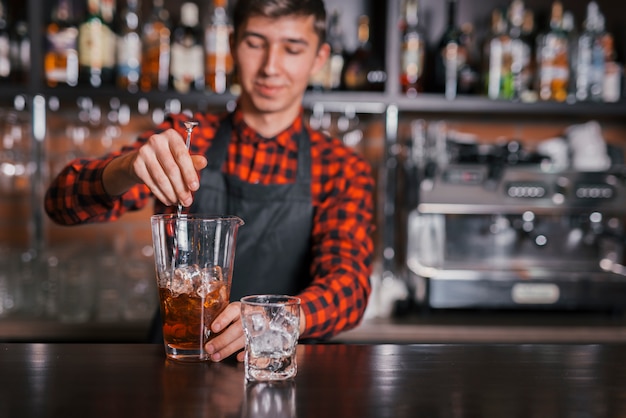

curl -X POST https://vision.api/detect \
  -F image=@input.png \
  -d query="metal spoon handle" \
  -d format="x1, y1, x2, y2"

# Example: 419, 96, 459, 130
177, 121, 199, 217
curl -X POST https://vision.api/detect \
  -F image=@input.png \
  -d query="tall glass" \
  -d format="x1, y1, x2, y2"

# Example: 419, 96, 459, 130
151, 214, 244, 362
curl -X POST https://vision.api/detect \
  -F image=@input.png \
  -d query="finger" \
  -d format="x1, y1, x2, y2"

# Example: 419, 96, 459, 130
133, 144, 178, 205
191, 155, 208, 173
211, 331, 245, 362
140, 130, 191, 206
164, 130, 201, 204
204, 319, 243, 360
211, 302, 241, 333
204, 303, 244, 361
152, 131, 194, 205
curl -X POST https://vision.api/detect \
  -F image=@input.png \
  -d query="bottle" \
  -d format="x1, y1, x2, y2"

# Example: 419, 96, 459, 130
9, 20, 30, 84
204, 0, 233, 94
519, 9, 537, 101
325, 10, 346, 91
400, 0, 426, 96
536, 1, 569, 102
116, 0, 142, 93
562, 11, 577, 103
140, 0, 170, 92
435, 0, 464, 99
45, 0, 79, 87
575, 2, 606, 102
457, 22, 480, 95
78, 0, 117, 88
170, 2, 205, 93
601, 15, 621, 103
0, 0, 10, 82
308, 9, 345, 91
343, 15, 373, 91
507, 0, 532, 101
483, 8, 510, 100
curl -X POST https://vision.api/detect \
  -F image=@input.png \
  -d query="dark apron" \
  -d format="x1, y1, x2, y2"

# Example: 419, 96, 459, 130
148, 115, 314, 342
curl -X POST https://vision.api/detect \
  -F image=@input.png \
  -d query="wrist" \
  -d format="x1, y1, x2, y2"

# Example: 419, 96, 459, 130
102, 152, 139, 196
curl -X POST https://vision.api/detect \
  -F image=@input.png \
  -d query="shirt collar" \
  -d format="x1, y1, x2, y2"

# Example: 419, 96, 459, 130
231, 106, 303, 150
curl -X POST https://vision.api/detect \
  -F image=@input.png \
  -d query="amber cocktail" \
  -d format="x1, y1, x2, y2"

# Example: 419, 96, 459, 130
151, 215, 243, 362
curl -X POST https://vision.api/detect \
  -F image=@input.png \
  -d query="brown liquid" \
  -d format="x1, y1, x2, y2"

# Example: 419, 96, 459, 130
159, 282, 229, 350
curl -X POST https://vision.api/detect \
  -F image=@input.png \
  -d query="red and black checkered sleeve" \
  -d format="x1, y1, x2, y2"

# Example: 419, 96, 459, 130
298, 132, 375, 340
44, 144, 153, 225
44, 113, 220, 225
43, 116, 182, 225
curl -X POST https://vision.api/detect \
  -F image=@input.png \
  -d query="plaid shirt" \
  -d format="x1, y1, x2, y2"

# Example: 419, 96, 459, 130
45, 107, 375, 340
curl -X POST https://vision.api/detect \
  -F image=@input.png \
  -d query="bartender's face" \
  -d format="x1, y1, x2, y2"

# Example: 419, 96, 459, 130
232, 14, 329, 120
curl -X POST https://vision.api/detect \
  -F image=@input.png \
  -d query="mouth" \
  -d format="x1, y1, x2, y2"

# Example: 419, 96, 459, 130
254, 82, 283, 97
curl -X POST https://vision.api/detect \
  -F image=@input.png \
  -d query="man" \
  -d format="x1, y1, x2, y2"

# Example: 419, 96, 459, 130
45, 0, 375, 362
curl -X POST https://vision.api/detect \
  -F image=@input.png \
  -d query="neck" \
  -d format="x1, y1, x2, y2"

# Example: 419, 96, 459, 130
238, 99, 302, 138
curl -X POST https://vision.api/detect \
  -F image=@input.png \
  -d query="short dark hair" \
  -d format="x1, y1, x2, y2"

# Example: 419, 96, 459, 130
232, 0, 327, 46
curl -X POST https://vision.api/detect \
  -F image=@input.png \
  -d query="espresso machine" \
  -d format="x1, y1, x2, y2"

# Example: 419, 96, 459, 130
405, 121, 626, 311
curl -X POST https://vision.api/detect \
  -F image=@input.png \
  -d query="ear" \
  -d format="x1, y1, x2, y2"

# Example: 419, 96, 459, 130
309, 42, 330, 77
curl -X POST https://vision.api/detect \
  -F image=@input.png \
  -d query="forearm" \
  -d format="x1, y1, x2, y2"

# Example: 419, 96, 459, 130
298, 151, 375, 339
101, 150, 141, 196
298, 253, 372, 340
44, 153, 150, 225
298, 210, 374, 339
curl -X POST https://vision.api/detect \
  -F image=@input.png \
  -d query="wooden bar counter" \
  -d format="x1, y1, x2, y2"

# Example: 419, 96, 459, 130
2, 342, 626, 417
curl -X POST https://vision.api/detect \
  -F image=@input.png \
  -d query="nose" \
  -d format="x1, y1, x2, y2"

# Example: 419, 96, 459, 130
260, 44, 281, 76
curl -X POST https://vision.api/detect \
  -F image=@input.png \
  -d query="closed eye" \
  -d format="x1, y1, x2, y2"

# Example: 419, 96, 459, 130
245, 38, 265, 49
242, 33, 266, 50
286, 46, 305, 55
284, 39, 309, 55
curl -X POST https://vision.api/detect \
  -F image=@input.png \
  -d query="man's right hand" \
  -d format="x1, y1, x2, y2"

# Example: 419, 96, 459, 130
102, 129, 208, 206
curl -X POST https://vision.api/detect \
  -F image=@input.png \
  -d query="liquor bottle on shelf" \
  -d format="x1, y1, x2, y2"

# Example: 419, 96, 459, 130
519, 9, 537, 101
140, 0, 170, 92
78, 0, 117, 88
456, 22, 480, 95
435, 0, 464, 99
325, 10, 346, 91
170, 2, 205, 93
574, 2, 606, 102
116, 0, 142, 93
45, 0, 79, 87
506, 0, 532, 101
483, 7, 511, 100
9, 20, 30, 84
204, 0, 233, 94
0, 0, 10, 82
599, 15, 621, 103
400, 0, 425, 96
536, 1, 570, 102
309, 9, 345, 91
342, 15, 385, 91
562, 11, 577, 103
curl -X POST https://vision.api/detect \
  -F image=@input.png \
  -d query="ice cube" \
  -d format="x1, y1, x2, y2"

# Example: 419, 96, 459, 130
196, 280, 222, 298
170, 264, 201, 295
249, 313, 267, 333
252, 329, 293, 354
269, 310, 298, 334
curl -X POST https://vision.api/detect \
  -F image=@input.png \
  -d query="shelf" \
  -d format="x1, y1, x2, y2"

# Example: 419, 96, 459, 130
37, 87, 238, 110
302, 91, 388, 114
392, 94, 626, 118
3, 86, 622, 118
